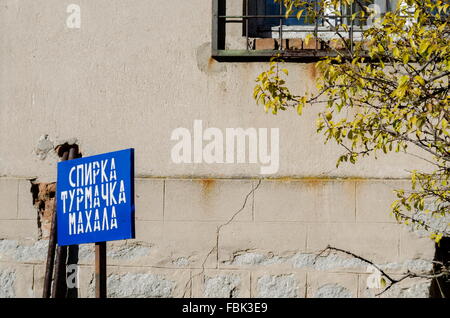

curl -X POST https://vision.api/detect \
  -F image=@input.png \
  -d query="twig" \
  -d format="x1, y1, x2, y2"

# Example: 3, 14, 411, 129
315, 245, 449, 297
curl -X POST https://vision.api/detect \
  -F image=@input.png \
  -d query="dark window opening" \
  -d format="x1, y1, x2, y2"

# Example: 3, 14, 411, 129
212, 0, 401, 61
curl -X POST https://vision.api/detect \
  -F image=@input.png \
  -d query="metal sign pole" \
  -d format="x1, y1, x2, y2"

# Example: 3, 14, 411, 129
53, 148, 133, 298
52, 146, 79, 298
43, 148, 69, 298
42, 196, 58, 298
95, 241, 107, 298
52, 245, 68, 298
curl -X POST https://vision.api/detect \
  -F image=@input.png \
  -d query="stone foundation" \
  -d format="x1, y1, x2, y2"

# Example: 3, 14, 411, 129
0, 177, 435, 298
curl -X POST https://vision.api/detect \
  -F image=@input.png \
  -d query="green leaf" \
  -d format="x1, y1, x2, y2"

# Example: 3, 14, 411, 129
380, 277, 386, 288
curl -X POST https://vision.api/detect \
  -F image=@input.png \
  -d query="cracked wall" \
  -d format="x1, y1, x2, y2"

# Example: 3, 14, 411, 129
0, 177, 437, 298
0, 0, 441, 299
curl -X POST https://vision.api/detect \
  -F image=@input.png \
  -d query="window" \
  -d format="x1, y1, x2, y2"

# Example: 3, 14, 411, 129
212, 0, 400, 61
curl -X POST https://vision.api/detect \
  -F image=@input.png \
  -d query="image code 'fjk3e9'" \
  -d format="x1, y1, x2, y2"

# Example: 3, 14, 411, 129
56, 148, 135, 246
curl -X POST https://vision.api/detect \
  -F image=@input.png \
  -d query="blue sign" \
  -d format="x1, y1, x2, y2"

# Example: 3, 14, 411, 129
57, 148, 135, 246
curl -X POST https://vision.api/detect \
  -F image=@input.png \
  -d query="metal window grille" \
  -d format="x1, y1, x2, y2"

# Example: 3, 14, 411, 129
212, 0, 386, 61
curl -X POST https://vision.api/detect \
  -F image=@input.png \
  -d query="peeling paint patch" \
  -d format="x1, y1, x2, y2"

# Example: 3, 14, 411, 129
363, 279, 431, 298
31, 181, 56, 240
257, 274, 298, 298
204, 275, 240, 298
224, 251, 366, 270
389, 281, 431, 298
224, 251, 433, 273
35, 135, 54, 160
314, 284, 352, 298
225, 252, 285, 266
93, 273, 175, 298
107, 242, 152, 260
309, 253, 366, 271
0, 268, 15, 298
33, 136, 79, 161
0, 239, 47, 263
78, 244, 95, 261
289, 253, 315, 268
172, 257, 190, 267
379, 259, 433, 272
407, 210, 450, 238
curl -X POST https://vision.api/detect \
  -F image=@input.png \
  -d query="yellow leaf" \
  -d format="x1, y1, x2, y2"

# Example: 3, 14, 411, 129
414, 76, 425, 86
380, 277, 386, 288
305, 34, 313, 46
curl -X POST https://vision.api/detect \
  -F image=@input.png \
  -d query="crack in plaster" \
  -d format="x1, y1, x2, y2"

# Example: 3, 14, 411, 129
182, 180, 262, 297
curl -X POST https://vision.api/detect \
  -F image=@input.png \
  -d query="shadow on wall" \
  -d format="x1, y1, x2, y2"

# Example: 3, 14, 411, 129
430, 237, 450, 298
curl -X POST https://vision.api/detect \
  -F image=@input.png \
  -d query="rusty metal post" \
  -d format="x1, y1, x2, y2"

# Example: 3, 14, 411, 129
95, 241, 107, 298
42, 149, 69, 298
51, 145, 78, 298
66, 244, 79, 298
52, 245, 67, 298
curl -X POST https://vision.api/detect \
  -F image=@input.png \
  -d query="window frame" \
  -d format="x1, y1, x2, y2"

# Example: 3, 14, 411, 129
211, 0, 397, 62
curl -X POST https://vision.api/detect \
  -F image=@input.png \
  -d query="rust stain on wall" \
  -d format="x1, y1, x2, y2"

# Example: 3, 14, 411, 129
302, 178, 324, 189
264, 177, 323, 188
207, 58, 216, 70
194, 179, 216, 215
308, 63, 318, 80
200, 179, 216, 198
